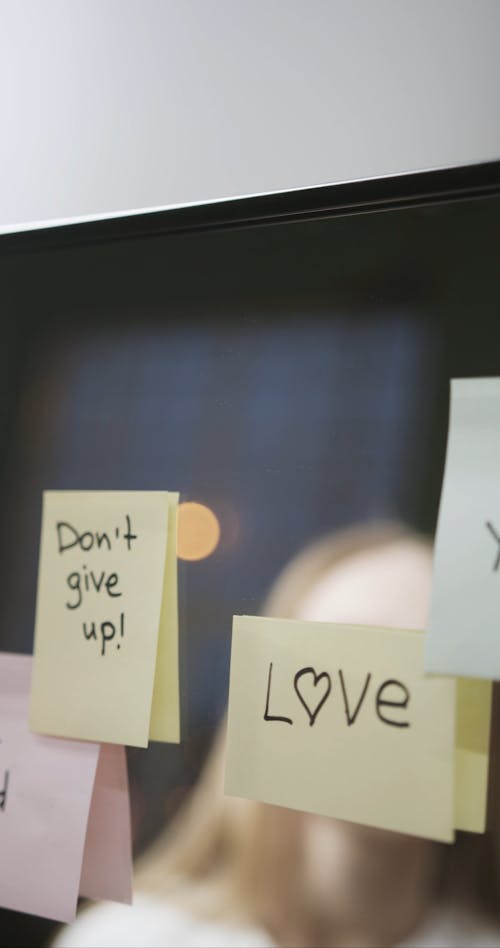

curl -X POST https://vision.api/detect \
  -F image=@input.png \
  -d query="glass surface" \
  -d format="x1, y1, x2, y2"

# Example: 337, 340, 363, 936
0, 193, 499, 945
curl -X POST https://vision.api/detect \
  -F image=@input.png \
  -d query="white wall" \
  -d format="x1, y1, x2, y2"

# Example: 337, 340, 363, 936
1, 0, 499, 230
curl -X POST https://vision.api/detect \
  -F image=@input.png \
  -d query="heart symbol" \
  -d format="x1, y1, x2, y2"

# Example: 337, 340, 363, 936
293, 666, 331, 726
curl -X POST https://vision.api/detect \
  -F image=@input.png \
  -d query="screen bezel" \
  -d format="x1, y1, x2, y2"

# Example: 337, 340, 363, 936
1, 159, 500, 255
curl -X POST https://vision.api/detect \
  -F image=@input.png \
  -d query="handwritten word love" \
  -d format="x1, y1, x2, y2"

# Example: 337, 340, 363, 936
263, 662, 410, 729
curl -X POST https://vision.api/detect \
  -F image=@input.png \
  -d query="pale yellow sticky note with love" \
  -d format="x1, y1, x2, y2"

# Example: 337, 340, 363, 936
30, 491, 180, 747
225, 616, 456, 843
454, 677, 492, 833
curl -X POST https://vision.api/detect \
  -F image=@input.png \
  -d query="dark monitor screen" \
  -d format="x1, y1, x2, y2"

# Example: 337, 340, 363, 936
1, 166, 500, 945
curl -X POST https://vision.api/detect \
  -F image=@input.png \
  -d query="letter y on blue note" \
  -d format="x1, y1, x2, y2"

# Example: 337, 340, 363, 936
425, 379, 500, 680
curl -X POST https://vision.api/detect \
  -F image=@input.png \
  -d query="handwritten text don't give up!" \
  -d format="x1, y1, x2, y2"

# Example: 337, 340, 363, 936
57, 515, 137, 657
30, 491, 175, 747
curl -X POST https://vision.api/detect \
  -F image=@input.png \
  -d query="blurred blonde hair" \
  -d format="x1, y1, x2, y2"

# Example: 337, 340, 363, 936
135, 521, 500, 940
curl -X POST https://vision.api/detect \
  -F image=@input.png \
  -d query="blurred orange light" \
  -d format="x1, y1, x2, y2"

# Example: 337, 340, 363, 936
177, 502, 221, 561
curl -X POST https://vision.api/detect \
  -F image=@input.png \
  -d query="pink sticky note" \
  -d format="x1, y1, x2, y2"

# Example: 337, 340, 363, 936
80, 743, 133, 904
0, 654, 133, 922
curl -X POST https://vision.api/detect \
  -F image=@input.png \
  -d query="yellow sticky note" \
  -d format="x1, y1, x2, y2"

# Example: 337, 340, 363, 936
30, 491, 180, 747
225, 616, 456, 843
149, 495, 180, 743
455, 678, 492, 832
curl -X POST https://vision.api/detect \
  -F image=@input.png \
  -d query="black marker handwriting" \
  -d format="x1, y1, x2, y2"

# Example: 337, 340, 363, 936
57, 515, 137, 555
83, 612, 125, 656
263, 662, 411, 729
293, 667, 332, 726
486, 521, 500, 571
0, 770, 10, 812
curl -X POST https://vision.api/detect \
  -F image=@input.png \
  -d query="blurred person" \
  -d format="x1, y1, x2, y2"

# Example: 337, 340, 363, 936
53, 523, 500, 948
